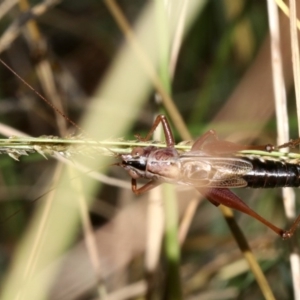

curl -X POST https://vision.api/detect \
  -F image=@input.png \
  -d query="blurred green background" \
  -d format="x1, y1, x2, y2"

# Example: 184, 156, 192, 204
0, 1, 298, 299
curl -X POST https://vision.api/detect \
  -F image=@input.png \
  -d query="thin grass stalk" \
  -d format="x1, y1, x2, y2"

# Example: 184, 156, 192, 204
163, 185, 181, 299
155, 1, 183, 298
2, 2, 169, 298
144, 115, 164, 287
267, 3, 300, 299
155, 1, 274, 298
276, 0, 300, 30
169, 0, 205, 247
169, 0, 190, 78
219, 205, 276, 300
289, 1, 300, 128
170, 3, 279, 296
287, 0, 300, 298
68, 167, 107, 298
1, 163, 74, 300
144, 183, 164, 273
22, 163, 63, 282
0, 0, 18, 21
18, 0, 67, 134
268, 0, 297, 240
178, 196, 200, 243
0, 130, 132, 193
0, 0, 61, 54
3, 136, 300, 158
104, 0, 190, 140
267, 2, 289, 144
105, 280, 147, 300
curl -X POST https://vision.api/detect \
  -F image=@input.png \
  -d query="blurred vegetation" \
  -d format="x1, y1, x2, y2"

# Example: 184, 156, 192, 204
0, 0, 298, 299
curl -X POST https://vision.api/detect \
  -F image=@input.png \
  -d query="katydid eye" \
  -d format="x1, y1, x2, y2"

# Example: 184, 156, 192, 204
126, 160, 146, 171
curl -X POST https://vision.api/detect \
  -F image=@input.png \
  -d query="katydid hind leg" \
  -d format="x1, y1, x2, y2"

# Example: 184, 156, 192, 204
198, 188, 288, 238
283, 213, 300, 239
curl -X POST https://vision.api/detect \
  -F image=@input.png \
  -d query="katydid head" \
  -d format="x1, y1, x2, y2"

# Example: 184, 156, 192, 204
119, 146, 155, 179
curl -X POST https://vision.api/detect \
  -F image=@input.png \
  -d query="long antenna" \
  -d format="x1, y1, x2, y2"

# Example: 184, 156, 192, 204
0, 58, 86, 135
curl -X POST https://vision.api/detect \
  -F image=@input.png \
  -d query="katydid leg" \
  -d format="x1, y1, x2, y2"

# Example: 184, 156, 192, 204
198, 187, 297, 239
277, 138, 300, 150
131, 178, 161, 195
135, 115, 175, 147
192, 130, 276, 154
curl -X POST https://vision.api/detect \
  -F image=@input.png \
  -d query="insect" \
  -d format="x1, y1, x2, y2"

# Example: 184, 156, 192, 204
120, 114, 300, 239
1, 57, 300, 239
